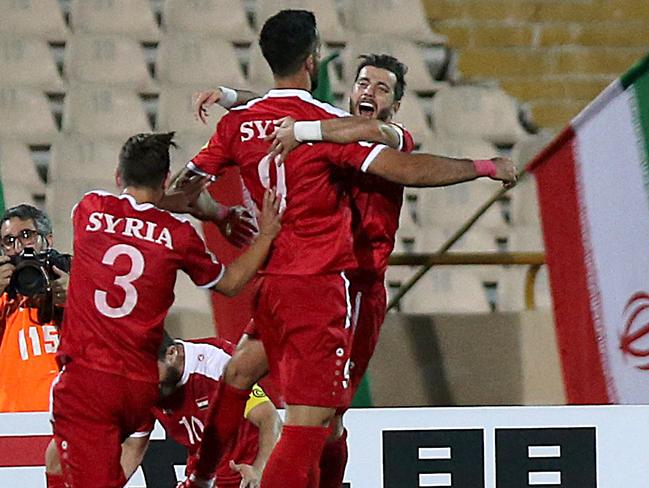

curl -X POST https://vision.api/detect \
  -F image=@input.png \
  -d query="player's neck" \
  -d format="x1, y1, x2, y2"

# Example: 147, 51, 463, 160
122, 187, 164, 207
274, 72, 311, 92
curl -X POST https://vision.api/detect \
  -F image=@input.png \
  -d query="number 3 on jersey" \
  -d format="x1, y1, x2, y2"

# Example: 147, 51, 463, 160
94, 244, 145, 319
258, 154, 287, 212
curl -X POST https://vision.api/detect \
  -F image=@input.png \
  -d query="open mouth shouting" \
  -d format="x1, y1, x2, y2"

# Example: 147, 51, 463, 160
357, 99, 376, 118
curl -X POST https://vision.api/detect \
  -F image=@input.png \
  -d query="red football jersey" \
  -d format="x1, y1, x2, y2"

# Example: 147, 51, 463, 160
351, 124, 415, 275
189, 88, 388, 275
58, 191, 225, 383
146, 339, 261, 484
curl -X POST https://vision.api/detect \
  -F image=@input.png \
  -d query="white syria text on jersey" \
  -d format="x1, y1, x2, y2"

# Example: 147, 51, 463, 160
85, 212, 173, 249
240, 120, 275, 141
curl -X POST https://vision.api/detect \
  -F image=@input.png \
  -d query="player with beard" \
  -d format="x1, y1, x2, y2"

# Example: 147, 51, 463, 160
192, 53, 415, 488
173, 10, 516, 488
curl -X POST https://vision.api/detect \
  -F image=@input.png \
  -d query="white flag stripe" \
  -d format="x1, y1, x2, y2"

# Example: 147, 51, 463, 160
528, 445, 561, 458
576, 87, 649, 403
418, 447, 451, 459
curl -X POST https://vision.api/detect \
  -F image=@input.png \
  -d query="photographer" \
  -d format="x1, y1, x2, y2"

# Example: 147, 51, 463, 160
0, 204, 69, 412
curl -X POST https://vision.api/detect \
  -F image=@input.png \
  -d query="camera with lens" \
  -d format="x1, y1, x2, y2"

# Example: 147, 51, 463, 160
7, 247, 71, 299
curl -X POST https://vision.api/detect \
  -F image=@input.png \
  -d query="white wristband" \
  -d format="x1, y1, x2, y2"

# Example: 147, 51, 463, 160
217, 86, 237, 109
293, 121, 323, 142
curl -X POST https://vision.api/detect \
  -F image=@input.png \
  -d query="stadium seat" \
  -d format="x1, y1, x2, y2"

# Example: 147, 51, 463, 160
69, 0, 159, 42
49, 136, 123, 183
162, 0, 254, 44
247, 43, 274, 94
392, 91, 434, 148
0, 36, 64, 91
0, 140, 45, 193
2, 183, 40, 209
64, 35, 154, 91
256, 0, 348, 44
431, 85, 528, 145
343, 35, 444, 94
156, 86, 226, 140
62, 85, 151, 138
342, 0, 446, 45
166, 306, 215, 339
0, 0, 69, 41
156, 34, 248, 88
166, 133, 213, 173
0, 88, 59, 144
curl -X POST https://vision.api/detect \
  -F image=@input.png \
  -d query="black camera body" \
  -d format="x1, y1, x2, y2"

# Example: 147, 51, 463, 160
7, 247, 72, 299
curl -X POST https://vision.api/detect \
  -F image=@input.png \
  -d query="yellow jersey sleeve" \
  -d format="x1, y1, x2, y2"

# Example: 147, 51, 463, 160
244, 383, 270, 418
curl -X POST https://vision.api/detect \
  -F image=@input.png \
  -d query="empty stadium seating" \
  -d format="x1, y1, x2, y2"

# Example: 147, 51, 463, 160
0, 36, 64, 91
64, 35, 154, 90
343, 0, 446, 45
156, 85, 227, 139
431, 85, 528, 145
61, 85, 151, 138
0, 140, 45, 193
163, 0, 254, 44
69, 0, 159, 42
0, 0, 69, 42
156, 34, 248, 88
0, 87, 59, 144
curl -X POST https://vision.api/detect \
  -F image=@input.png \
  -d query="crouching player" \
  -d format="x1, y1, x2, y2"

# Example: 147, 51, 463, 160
45, 334, 281, 488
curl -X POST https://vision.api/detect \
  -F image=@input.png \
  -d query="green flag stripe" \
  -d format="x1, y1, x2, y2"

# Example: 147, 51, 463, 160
629, 65, 649, 199
621, 52, 649, 90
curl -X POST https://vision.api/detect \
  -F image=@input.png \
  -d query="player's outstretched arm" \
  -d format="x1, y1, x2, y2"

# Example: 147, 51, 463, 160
212, 189, 282, 297
266, 116, 401, 164
120, 434, 150, 481
230, 401, 282, 488
367, 148, 518, 188
192, 87, 261, 124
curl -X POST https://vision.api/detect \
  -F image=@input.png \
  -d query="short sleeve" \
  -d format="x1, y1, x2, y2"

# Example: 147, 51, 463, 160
244, 383, 271, 418
180, 224, 225, 289
132, 414, 155, 436
187, 117, 234, 178
319, 140, 388, 173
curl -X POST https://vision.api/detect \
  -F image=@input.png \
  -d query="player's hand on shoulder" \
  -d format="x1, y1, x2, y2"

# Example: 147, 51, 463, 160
257, 188, 283, 242
192, 89, 222, 125
162, 174, 211, 215
229, 460, 261, 488
265, 116, 299, 166
490, 157, 518, 188
217, 206, 258, 248
0, 256, 15, 295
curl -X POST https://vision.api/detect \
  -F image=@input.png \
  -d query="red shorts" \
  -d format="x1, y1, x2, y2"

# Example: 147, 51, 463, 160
348, 272, 387, 393
51, 362, 158, 488
255, 273, 354, 408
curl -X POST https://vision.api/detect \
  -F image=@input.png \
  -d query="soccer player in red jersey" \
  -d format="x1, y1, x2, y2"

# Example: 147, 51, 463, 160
174, 11, 517, 488
48, 132, 282, 488
194, 53, 416, 488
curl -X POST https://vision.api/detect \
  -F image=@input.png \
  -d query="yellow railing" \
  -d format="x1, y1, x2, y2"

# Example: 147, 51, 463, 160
387, 252, 546, 311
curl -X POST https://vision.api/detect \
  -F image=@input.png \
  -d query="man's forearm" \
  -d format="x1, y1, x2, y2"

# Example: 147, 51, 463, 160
252, 414, 281, 472
318, 117, 401, 149
213, 234, 273, 297
370, 149, 479, 187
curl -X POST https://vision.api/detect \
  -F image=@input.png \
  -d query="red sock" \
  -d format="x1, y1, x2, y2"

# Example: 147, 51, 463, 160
261, 425, 329, 488
46, 472, 65, 488
193, 382, 251, 478
319, 428, 348, 488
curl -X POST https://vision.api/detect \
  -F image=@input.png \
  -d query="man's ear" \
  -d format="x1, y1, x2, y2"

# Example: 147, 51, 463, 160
115, 169, 123, 188
392, 100, 401, 115
163, 171, 171, 192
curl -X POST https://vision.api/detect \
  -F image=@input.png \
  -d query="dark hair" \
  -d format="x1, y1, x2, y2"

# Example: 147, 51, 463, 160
118, 132, 176, 189
355, 54, 408, 102
1, 204, 52, 236
158, 331, 176, 361
259, 9, 318, 77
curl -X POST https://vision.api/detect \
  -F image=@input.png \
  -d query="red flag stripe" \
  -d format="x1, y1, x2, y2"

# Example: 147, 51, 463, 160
533, 129, 610, 404
0, 435, 51, 467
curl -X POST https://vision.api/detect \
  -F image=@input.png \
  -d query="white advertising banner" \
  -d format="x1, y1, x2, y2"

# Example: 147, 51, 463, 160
1, 405, 648, 487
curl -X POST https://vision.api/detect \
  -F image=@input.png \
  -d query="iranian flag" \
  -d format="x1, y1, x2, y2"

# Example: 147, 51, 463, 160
529, 53, 649, 404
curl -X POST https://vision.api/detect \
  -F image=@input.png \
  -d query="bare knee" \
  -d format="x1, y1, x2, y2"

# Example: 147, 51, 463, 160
327, 414, 344, 441
223, 336, 268, 389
